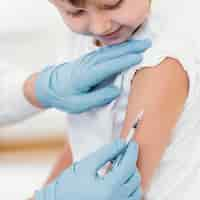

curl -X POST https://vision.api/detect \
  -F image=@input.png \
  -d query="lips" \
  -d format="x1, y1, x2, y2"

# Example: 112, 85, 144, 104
100, 27, 122, 40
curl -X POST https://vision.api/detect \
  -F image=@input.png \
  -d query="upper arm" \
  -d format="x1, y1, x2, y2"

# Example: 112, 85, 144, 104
120, 57, 189, 191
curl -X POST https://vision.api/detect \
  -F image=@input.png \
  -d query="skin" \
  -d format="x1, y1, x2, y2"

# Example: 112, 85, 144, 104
120, 58, 188, 190
23, 73, 43, 108
28, 0, 189, 197
42, 0, 152, 184
49, 0, 150, 45
24, 0, 151, 108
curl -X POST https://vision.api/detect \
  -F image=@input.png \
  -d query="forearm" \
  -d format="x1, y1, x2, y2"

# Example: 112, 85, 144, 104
30, 141, 73, 199
45, 140, 73, 185
23, 73, 44, 109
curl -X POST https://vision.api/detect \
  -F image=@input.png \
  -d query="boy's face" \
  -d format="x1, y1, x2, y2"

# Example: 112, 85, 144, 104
50, 0, 150, 45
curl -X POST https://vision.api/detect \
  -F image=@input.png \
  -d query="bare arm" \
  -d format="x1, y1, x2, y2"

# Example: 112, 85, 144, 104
45, 138, 73, 185
120, 58, 189, 191
23, 73, 44, 108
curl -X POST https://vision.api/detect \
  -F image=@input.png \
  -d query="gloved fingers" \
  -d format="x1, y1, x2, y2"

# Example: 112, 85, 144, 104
128, 186, 143, 200
72, 85, 121, 113
125, 39, 152, 53
107, 141, 139, 184
117, 141, 139, 183
80, 40, 135, 66
47, 85, 120, 113
83, 138, 127, 174
106, 39, 152, 53
84, 53, 142, 88
123, 170, 141, 197
89, 39, 151, 65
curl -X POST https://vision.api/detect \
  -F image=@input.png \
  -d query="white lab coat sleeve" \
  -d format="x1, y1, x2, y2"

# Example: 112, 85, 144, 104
0, 66, 41, 126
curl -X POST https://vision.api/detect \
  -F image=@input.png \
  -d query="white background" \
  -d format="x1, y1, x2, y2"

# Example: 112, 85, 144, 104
0, 1, 70, 199
0, 0, 69, 139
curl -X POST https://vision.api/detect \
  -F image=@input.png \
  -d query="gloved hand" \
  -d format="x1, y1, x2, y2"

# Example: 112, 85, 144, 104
35, 139, 142, 200
35, 39, 151, 113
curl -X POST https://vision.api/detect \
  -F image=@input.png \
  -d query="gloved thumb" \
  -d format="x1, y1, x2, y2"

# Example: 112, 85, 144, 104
87, 138, 127, 174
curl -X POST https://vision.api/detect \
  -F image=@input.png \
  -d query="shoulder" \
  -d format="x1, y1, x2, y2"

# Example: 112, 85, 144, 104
131, 57, 189, 103
120, 57, 189, 143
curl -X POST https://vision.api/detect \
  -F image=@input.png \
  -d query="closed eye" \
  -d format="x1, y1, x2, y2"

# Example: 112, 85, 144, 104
66, 9, 86, 17
103, 0, 124, 10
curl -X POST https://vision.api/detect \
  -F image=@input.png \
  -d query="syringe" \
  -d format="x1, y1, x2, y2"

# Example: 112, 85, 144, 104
98, 110, 144, 176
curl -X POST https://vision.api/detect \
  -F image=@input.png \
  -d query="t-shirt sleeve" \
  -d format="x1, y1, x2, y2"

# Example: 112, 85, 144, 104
125, 33, 200, 107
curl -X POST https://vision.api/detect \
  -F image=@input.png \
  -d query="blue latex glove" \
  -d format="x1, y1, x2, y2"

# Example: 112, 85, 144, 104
35, 39, 151, 113
35, 139, 142, 200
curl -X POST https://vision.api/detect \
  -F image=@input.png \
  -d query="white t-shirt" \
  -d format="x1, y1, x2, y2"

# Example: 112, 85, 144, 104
65, 1, 200, 199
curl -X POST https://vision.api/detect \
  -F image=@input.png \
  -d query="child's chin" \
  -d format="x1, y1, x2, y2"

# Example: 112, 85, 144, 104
103, 33, 133, 46
103, 37, 130, 46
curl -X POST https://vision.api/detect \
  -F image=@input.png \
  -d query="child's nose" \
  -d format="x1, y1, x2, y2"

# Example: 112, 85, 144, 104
89, 13, 112, 36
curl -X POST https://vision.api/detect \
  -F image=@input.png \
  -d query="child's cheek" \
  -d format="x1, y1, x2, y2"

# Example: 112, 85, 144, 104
63, 17, 89, 34
114, 3, 150, 28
